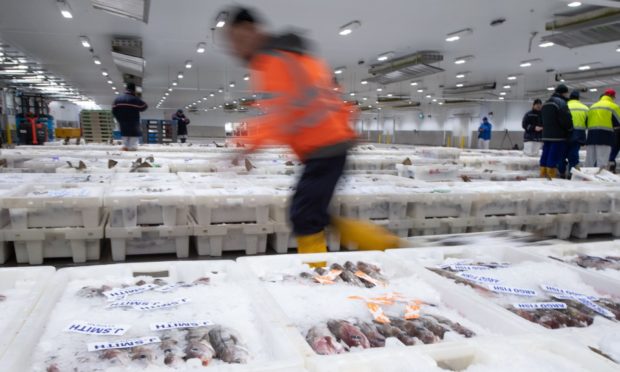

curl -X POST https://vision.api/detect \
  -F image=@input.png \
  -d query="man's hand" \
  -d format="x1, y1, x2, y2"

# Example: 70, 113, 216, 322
535, 126, 543, 132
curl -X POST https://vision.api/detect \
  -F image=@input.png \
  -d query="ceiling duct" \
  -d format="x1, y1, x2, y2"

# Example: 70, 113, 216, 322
92, 0, 150, 23
556, 65, 620, 88
111, 38, 144, 83
443, 82, 496, 95
366, 51, 444, 85
541, 7, 620, 48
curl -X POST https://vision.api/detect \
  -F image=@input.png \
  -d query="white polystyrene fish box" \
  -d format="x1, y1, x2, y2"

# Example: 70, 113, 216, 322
519, 241, 620, 282
104, 183, 192, 228
0, 261, 305, 372
194, 223, 274, 256
111, 173, 180, 184
0, 266, 55, 361
411, 165, 460, 182
3, 184, 104, 229
6, 213, 107, 265
388, 245, 620, 361
419, 335, 619, 372
238, 251, 529, 372
106, 224, 192, 261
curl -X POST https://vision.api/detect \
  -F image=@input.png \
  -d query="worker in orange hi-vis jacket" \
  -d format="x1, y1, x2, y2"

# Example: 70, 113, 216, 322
223, 7, 403, 263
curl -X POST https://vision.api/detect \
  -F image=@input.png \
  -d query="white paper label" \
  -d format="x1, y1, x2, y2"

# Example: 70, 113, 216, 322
136, 298, 190, 311
449, 264, 492, 271
87, 336, 161, 352
65, 321, 130, 336
150, 320, 214, 331
540, 284, 598, 301
456, 272, 500, 284
488, 284, 538, 297
153, 283, 188, 292
573, 297, 616, 318
103, 284, 158, 300
106, 299, 153, 309
513, 302, 568, 310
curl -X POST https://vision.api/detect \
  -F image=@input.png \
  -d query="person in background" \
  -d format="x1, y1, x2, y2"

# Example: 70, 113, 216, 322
112, 82, 148, 151
522, 99, 543, 157
540, 84, 573, 179
560, 90, 588, 178
223, 7, 401, 263
172, 109, 191, 143
477, 117, 492, 149
585, 89, 620, 169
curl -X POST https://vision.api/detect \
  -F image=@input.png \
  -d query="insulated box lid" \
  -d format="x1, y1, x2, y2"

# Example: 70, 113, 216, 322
2, 184, 104, 209
104, 183, 193, 206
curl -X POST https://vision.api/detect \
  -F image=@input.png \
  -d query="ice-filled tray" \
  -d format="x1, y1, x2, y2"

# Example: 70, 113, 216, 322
0, 173, 112, 184
418, 335, 619, 371
572, 168, 620, 183
388, 245, 620, 362
519, 241, 620, 282
238, 251, 528, 372
0, 267, 55, 360
104, 184, 192, 227
404, 230, 566, 249
0, 261, 304, 372
2, 184, 104, 229
111, 173, 181, 184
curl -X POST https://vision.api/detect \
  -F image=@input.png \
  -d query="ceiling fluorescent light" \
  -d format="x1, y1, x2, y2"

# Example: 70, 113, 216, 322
215, 11, 228, 28
80, 36, 91, 48
101, 69, 108, 76
93, 56, 101, 65
243, 74, 250, 81
456, 83, 464, 88
177, 72, 184, 79
172, 81, 178, 86
185, 60, 192, 69
377, 51, 395, 61
196, 42, 206, 53
578, 65, 591, 71
229, 81, 235, 87
456, 73, 466, 79
361, 80, 368, 85
507, 76, 517, 80
567, 2, 582, 7
589, 88, 598, 92
539, 42, 555, 48
334, 66, 346, 74
339, 20, 361, 36
445, 28, 472, 42
503, 85, 511, 89
454, 55, 474, 65
410, 81, 419, 86
57, 0, 73, 18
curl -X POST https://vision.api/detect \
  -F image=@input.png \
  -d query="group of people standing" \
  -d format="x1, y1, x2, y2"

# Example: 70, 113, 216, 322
522, 85, 620, 178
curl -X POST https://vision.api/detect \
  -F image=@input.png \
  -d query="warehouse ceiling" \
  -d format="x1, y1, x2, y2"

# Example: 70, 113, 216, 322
1, 0, 620, 112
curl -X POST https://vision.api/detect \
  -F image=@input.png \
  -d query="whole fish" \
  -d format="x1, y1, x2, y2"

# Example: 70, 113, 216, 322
76, 285, 111, 298
327, 320, 370, 349
596, 299, 620, 321
193, 277, 210, 285
186, 327, 211, 341
129, 346, 154, 362
330, 263, 364, 286
153, 278, 168, 286
99, 349, 129, 365
305, 325, 346, 355
184, 339, 216, 366
375, 323, 415, 346
418, 316, 448, 339
0, 294, 6, 302
426, 268, 491, 294
402, 320, 438, 344
427, 314, 476, 338
160, 333, 183, 365
357, 321, 386, 347
208, 326, 249, 364
356, 261, 387, 282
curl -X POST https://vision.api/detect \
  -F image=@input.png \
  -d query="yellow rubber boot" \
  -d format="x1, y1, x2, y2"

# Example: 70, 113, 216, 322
332, 217, 403, 251
547, 167, 557, 180
539, 167, 547, 178
297, 231, 327, 268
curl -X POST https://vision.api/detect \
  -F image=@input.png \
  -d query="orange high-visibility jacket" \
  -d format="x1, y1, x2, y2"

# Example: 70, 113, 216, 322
240, 34, 357, 161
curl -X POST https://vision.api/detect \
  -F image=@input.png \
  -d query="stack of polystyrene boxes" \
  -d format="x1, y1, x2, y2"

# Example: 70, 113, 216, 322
2, 184, 106, 264
104, 174, 192, 261
180, 173, 283, 256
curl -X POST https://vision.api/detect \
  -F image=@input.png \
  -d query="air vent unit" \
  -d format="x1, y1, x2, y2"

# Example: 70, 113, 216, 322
556, 65, 620, 88
92, 0, 150, 23
112, 38, 144, 78
541, 8, 620, 48
366, 51, 444, 85
443, 82, 496, 95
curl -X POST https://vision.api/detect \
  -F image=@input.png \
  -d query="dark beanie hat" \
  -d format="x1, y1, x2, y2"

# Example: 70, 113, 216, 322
533, 98, 542, 105
126, 82, 136, 92
230, 7, 260, 25
569, 90, 580, 100
555, 84, 569, 94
